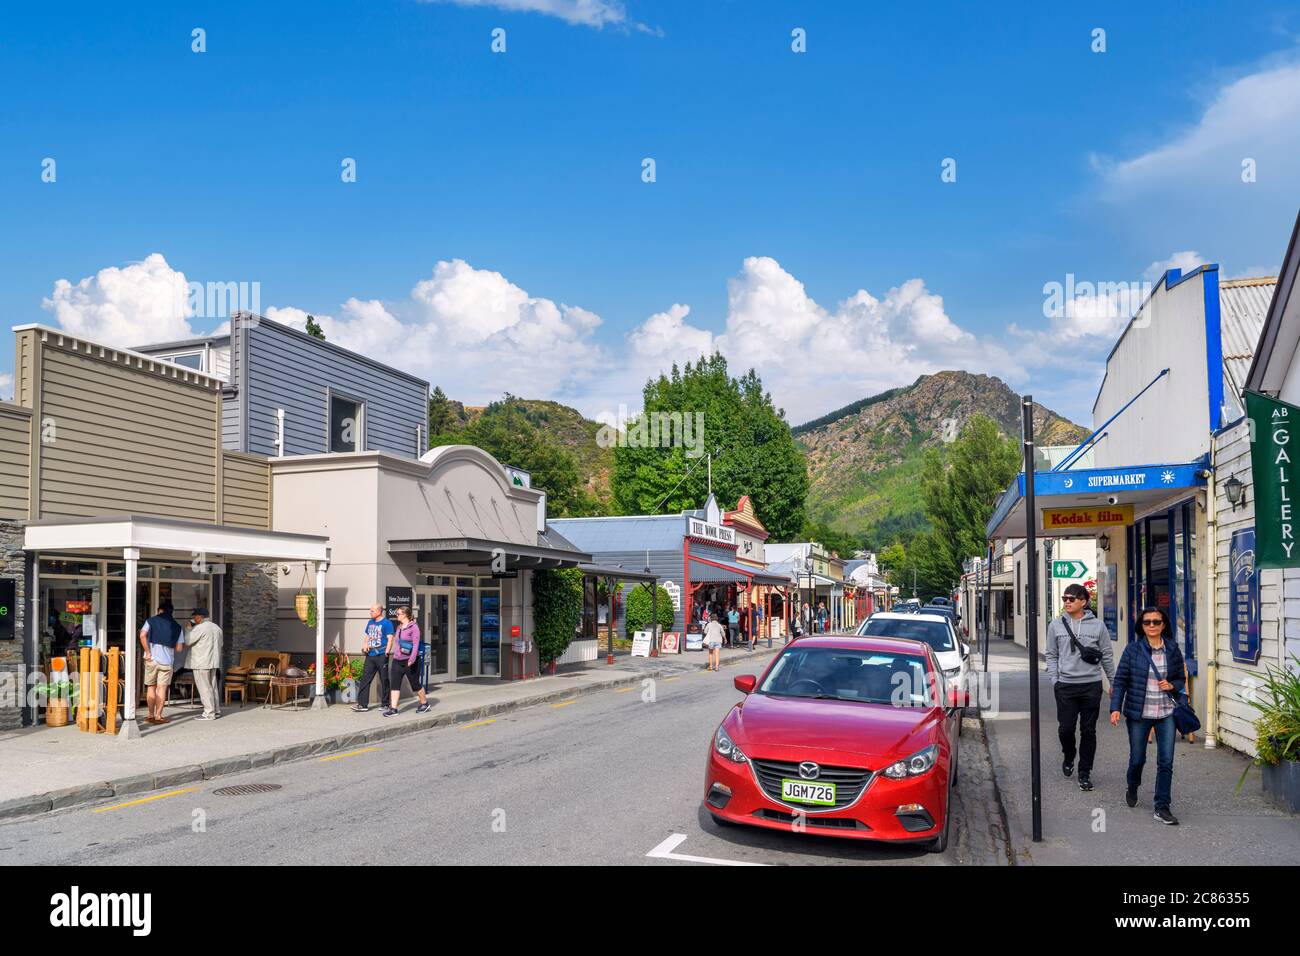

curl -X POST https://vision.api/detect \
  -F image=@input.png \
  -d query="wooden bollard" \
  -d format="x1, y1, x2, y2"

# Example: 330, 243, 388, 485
89, 647, 102, 733
76, 647, 90, 732
106, 648, 120, 736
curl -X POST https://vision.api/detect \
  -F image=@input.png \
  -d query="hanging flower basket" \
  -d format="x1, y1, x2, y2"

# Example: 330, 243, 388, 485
293, 565, 317, 627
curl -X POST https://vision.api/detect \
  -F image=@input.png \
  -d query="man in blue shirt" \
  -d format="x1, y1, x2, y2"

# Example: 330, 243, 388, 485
139, 602, 184, 724
353, 603, 394, 712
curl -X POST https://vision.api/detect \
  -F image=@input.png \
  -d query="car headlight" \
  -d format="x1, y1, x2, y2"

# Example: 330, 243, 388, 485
882, 743, 939, 779
943, 666, 961, 679
714, 726, 748, 763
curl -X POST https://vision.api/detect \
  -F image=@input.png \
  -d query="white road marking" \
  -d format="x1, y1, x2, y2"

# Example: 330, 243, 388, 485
980, 711, 1031, 720
646, 833, 768, 866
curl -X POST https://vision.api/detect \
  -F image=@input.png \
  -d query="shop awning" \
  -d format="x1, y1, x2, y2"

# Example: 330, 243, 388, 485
688, 553, 791, 586
388, 535, 591, 569
986, 460, 1207, 540
24, 514, 329, 563
579, 562, 657, 582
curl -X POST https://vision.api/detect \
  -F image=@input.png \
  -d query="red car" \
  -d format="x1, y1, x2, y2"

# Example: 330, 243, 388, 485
703, 635, 966, 852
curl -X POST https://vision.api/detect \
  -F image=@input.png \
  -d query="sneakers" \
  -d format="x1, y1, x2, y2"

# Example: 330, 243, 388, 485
1077, 774, 1094, 792
1062, 760, 1074, 778
1153, 807, 1179, 825
416, 702, 431, 714
382, 708, 399, 718
193, 714, 216, 721
351, 704, 370, 713
1125, 788, 1138, 807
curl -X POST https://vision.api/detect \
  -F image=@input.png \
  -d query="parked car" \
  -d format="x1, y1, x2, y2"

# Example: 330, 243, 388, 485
703, 635, 966, 852
858, 611, 970, 699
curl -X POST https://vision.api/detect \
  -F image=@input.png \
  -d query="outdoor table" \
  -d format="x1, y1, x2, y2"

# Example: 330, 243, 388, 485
267, 675, 315, 710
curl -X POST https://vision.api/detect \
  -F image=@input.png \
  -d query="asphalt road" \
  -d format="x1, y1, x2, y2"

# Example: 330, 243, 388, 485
0, 658, 1010, 866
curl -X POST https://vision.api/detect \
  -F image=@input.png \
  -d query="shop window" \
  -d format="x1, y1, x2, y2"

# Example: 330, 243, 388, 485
329, 394, 363, 453
40, 559, 102, 577
160, 351, 204, 371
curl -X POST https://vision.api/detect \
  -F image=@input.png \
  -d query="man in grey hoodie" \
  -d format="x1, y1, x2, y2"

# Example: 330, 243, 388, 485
1045, 582, 1115, 792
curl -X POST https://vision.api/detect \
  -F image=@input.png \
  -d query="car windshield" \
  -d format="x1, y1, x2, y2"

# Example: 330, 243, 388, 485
758, 647, 936, 706
857, 617, 956, 653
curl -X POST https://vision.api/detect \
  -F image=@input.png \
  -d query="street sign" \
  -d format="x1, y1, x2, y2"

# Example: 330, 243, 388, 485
1052, 560, 1087, 579
631, 630, 653, 658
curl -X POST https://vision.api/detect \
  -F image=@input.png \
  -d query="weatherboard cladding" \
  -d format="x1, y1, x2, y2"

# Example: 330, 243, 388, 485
238, 318, 427, 458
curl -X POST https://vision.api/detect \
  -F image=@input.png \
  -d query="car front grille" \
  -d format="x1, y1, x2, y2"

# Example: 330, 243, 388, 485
750, 758, 874, 812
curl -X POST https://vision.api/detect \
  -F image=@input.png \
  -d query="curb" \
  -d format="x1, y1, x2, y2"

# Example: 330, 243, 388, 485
971, 709, 1019, 866
0, 646, 782, 822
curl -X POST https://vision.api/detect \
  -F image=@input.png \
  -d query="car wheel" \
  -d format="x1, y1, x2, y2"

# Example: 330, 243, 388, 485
927, 775, 954, 854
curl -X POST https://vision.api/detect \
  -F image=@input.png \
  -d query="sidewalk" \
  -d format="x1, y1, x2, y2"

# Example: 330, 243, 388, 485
975, 637, 1300, 865
0, 642, 781, 820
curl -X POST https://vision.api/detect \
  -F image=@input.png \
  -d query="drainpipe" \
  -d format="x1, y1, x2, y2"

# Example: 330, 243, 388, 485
1203, 445, 1219, 749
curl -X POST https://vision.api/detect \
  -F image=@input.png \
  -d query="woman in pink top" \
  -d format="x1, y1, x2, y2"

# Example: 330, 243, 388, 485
384, 606, 430, 717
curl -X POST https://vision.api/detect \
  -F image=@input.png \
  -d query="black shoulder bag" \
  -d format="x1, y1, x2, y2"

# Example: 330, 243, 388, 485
1144, 643, 1201, 735
1060, 615, 1103, 665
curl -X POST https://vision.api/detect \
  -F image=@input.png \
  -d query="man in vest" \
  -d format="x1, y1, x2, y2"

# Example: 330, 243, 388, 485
186, 608, 224, 721
139, 602, 184, 725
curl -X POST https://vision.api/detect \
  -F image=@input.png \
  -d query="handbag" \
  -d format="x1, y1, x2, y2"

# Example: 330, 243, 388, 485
1144, 643, 1201, 735
1060, 615, 1103, 666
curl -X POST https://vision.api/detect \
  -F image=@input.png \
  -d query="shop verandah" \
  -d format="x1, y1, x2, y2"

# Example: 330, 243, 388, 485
20, 515, 329, 737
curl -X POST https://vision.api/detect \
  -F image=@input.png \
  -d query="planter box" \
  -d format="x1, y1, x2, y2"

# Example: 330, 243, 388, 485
1261, 759, 1300, 814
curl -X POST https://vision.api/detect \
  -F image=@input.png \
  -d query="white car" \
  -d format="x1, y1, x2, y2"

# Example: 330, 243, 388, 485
855, 612, 971, 720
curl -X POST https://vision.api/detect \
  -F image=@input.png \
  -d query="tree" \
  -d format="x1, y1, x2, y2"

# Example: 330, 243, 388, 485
624, 584, 675, 637
533, 568, 584, 666
429, 396, 599, 517
305, 314, 326, 340
908, 415, 1019, 599
611, 353, 809, 537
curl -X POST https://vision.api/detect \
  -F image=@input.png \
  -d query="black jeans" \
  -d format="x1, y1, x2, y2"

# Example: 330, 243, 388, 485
1054, 680, 1102, 775
356, 653, 389, 708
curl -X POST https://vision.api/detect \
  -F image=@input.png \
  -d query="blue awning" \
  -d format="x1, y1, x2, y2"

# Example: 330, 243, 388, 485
986, 459, 1208, 540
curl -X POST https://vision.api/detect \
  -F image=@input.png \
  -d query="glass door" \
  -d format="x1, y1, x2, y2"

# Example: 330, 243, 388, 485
455, 590, 474, 679
478, 589, 501, 677
418, 588, 452, 680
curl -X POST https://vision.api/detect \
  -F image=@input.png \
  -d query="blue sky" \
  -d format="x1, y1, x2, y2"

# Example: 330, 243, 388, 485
2, 0, 1299, 426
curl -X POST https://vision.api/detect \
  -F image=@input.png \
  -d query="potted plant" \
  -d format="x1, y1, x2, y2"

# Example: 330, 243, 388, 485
35, 679, 79, 727
1237, 656, 1300, 812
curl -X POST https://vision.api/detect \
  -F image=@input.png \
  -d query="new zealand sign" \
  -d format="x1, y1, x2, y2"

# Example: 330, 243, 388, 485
1245, 390, 1300, 568
1229, 528, 1261, 663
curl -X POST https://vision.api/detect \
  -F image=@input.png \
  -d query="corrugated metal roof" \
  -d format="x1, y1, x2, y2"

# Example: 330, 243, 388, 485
549, 514, 685, 553
1221, 276, 1278, 417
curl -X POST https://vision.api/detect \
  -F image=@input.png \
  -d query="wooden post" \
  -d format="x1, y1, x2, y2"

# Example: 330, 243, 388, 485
77, 647, 90, 732
106, 648, 120, 736
89, 647, 102, 732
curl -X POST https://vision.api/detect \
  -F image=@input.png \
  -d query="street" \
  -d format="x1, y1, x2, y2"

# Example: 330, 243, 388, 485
0, 655, 1010, 866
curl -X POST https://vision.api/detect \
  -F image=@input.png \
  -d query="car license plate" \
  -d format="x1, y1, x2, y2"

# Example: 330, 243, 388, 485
781, 778, 836, 806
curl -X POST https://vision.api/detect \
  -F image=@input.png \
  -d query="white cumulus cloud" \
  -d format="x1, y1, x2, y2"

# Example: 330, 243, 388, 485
422, 0, 634, 29
41, 253, 197, 347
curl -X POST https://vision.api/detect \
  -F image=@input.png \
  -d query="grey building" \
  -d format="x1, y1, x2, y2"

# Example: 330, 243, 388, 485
135, 312, 428, 459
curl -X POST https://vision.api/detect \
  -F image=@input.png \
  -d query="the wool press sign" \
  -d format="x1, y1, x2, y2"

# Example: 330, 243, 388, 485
686, 517, 736, 546
1246, 391, 1300, 568
1042, 505, 1133, 531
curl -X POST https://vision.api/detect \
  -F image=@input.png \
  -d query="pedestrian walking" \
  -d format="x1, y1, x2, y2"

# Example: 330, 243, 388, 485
185, 608, 223, 721
354, 603, 394, 712
1110, 607, 1185, 825
1045, 583, 1115, 792
383, 605, 429, 717
139, 602, 184, 725
703, 615, 725, 671
817, 602, 828, 634
727, 605, 740, 648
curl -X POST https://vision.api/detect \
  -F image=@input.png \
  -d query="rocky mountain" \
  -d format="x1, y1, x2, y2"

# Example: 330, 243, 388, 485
794, 371, 1089, 545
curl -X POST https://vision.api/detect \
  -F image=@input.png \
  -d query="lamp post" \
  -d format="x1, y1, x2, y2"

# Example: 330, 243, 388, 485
1023, 394, 1043, 843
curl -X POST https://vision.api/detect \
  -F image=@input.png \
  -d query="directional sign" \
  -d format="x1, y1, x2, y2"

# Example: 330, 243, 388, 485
1052, 560, 1087, 579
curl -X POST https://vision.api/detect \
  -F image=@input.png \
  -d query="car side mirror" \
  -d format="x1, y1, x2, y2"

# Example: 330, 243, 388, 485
734, 674, 756, 694
947, 687, 969, 709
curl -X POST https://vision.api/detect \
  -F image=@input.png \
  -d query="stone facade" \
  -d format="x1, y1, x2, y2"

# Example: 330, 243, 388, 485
0, 520, 27, 730
222, 562, 279, 669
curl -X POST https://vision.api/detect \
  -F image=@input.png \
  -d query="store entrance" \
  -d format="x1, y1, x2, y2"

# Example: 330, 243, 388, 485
417, 588, 452, 681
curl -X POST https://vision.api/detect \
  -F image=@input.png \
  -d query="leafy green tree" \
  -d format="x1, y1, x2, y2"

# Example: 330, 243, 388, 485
611, 353, 808, 538
430, 396, 599, 517
624, 584, 675, 637
305, 314, 326, 340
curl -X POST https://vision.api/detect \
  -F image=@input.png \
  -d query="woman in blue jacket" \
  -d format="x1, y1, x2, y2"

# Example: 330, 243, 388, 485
1109, 607, 1185, 825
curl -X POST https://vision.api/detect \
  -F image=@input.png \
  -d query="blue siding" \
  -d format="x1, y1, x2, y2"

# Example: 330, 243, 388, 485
240, 318, 427, 458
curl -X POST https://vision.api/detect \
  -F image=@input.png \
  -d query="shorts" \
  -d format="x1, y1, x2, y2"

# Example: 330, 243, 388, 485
389, 656, 423, 694
144, 659, 174, 687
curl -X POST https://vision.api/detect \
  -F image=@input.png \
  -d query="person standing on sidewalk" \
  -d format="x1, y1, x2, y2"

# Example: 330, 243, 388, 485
383, 605, 430, 717
354, 603, 393, 712
727, 605, 740, 648
139, 602, 184, 725
1110, 607, 1184, 825
185, 608, 223, 721
1045, 583, 1115, 792
703, 615, 725, 671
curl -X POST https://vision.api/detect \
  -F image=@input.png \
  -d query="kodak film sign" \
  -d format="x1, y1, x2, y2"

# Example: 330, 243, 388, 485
1042, 505, 1133, 530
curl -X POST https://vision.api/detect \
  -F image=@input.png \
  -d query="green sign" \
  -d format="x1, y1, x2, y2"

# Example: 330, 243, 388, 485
1246, 390, 1300, 568
1052, 560, 1087, 579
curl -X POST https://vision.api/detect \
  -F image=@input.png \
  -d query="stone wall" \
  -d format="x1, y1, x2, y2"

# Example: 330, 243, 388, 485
0, 520, 27, 729
222, 562, 279, 670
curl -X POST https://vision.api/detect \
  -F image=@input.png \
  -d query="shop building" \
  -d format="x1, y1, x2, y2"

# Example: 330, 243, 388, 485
986, 264, 1276, 730
765, 541, 837, 630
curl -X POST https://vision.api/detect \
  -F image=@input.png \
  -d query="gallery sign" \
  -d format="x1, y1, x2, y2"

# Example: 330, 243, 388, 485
1246, 390, 1300, 568
1042, 505, 1133, 531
